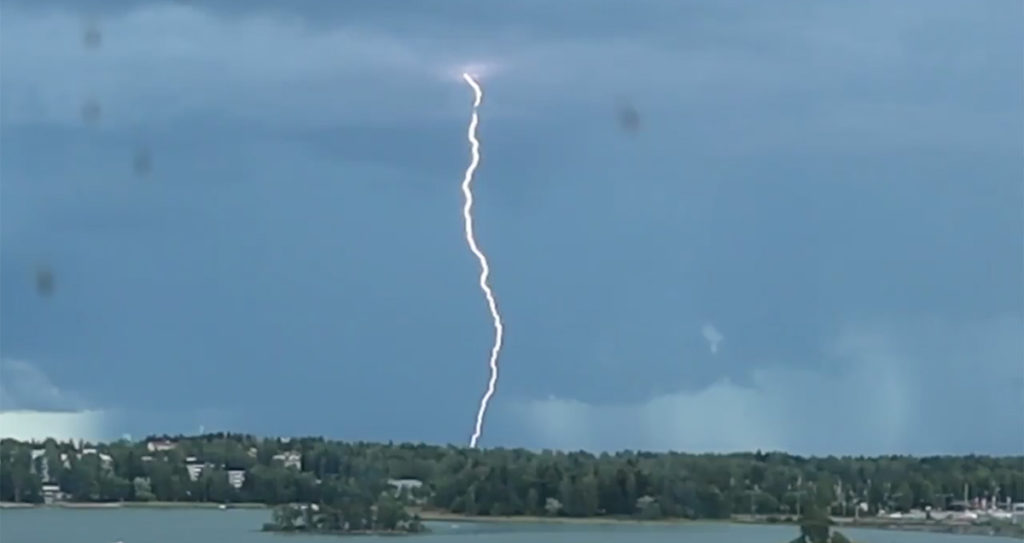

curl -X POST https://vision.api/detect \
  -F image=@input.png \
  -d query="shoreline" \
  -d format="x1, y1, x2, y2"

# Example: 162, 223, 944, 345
732, 515, 1022, 539
3, 502, 1018, 538
0, 501, 266, 510
415, 510, 711, 526
417, 511, 1019, 537
262, 527, 422, 537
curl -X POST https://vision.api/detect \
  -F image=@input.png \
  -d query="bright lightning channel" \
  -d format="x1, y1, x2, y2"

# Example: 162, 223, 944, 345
461, 72, 503, 449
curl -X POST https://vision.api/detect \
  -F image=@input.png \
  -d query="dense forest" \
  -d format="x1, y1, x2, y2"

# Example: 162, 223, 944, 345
1, 434, 1022, 522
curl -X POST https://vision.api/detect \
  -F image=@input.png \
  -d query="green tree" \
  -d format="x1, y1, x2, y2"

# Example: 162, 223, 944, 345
201, 468, 235, 503
271, 505, 300, 530
798, 507, 831, 543
557, 476, 575, 516
375, 493, 406, 530
63, 456, 101, 501
463, 483, 479, 515
133, 477, 155, 501
579, 473, 600, 516
98, 474, 132, 501
893, 481, 914, 512
7, 447, 39, 502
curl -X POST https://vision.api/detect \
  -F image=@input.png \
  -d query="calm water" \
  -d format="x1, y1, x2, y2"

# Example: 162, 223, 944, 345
0, 508, 1017, 543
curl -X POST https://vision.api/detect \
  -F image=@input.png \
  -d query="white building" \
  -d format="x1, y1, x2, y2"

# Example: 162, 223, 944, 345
30, 449, 51, 482
387, 478, 426, 504
185, 457, 206, 481
147, 439, 177, 452
388, 478, 424, 493
272, 451, 302, 470
41, 484, 66, 504
227, 469, 246, 490
80, 448, 114, 472
98, 453, 114, 472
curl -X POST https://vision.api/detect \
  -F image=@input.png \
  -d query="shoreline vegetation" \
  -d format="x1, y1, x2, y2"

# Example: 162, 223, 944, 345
2, 434, 1022, 539
1, 502, 1020, 538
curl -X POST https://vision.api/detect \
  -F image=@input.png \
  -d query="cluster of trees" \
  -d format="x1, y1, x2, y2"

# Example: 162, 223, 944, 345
264, 495, 426, 535
2, 434, 1021, 522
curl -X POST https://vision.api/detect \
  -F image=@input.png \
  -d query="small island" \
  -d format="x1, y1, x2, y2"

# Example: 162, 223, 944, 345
261, 492, 427, 536
786, 509, 852, 543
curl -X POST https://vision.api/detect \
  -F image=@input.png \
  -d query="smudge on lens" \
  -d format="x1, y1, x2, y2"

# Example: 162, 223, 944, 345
615, 98, 641, 133
83, 20, 102, 49
35, 266, 55, 297
81, 99, 102, 125
133, 146, 153, 177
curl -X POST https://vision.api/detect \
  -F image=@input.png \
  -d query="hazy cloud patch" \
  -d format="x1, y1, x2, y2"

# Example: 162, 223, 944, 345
0, 358, 84, 411
1, 0, 1020, 450
0, 359, 109, 441
3, 0, 1017, 157
511, 316, 1023, 455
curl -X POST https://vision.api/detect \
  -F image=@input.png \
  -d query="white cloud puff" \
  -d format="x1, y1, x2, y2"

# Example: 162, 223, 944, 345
0, 358, 82, 411
701, 323, 724, 355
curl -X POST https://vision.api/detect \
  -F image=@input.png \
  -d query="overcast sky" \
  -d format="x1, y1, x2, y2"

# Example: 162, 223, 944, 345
1, 0, 1022, 455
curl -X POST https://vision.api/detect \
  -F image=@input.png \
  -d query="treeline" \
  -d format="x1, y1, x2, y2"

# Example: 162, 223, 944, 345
1, 434, 1021, 521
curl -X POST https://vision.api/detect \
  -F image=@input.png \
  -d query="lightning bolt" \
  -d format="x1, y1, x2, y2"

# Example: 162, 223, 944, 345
461, 72, 503, 449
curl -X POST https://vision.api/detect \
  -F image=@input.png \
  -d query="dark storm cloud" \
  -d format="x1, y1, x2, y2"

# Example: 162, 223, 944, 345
1, 0, 1020, 453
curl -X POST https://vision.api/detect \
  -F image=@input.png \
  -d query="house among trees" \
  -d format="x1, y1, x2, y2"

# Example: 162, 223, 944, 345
146, 439, 177, 452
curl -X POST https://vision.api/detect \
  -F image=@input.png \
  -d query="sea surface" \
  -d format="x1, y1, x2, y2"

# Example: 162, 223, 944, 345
0, 508, 1017, 543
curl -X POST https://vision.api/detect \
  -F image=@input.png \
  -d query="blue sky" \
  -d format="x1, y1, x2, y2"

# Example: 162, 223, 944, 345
1, 0, 1022, 455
